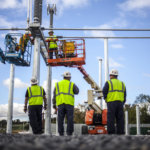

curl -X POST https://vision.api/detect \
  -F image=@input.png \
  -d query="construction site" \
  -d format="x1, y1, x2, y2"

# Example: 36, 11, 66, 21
0, 0, 150, 150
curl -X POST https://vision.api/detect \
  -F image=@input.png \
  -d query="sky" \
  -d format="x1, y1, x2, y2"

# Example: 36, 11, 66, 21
0, 0, 150, 120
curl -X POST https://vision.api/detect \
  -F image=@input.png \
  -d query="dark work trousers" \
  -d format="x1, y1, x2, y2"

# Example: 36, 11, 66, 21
28, 105, 43, 134
58, 104, 74, 136
49, 48, 58, 59
107, 101, 124, 134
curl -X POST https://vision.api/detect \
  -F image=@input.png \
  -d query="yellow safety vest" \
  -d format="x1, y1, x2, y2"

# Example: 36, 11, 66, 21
27, 85, 44, 105
47, 35, 58, 49
106, 79, 125, 102
19, 34, 30, 52
55, 79, 74, 106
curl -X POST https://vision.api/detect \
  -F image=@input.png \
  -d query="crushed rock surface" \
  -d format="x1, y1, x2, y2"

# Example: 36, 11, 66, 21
0, 134, 150, 150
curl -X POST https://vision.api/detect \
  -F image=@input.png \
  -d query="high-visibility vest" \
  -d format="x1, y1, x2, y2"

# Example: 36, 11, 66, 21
55, 79, 74, 106
27, 85, 44, 105
19, 34, 30, 52
106, 79, 125, 102
47, 35, 58, 49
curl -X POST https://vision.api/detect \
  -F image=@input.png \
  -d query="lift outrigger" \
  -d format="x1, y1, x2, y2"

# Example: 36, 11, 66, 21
0, 32, 33, 66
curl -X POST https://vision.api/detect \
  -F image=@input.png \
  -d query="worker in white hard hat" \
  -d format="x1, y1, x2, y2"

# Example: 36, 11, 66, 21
24, 77, 47, 134
102, 69, 126, 134
46, 30, 58, 59
52, 71, 79, 136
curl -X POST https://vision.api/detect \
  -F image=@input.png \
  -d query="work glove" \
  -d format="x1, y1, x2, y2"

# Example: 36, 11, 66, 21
44, 104, 47, 110
24, 105, 27, 113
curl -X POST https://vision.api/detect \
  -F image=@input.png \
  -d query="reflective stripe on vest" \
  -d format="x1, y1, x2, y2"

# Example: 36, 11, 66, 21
106, 79, 125, 102
48, 35, 58, 49
55, 80, 74, 106
28, 85, 44, 105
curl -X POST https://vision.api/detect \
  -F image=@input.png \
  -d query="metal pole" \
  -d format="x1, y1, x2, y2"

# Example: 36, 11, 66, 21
30, 0, 32, 23
103, 38, 109, 109
136, 105, 141, 135
45, 66, 52, 135
45, 4, 56, 135
32, 37, 40, 81
6, 64, 15, 134
98, 58, 103, 109
125, 111, 129, 135
28, 0, 41, 134
27, 0, 30, 26
104, 38, 109, 82
41, 28, 150, 31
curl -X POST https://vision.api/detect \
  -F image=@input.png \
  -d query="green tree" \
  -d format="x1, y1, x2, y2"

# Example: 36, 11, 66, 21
140, 105, 150, 123
0, 120, 7, 128
124, 104, 136, 124
134, 94, 150, 124
74, 108, 85, 123
134, 94, 150, 104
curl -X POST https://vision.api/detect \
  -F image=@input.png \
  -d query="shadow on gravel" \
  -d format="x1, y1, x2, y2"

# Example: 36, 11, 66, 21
0, 134, 150, 150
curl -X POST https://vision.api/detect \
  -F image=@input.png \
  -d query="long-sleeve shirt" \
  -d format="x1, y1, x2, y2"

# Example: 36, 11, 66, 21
102, 80, 126, 104
52, 83, 79, 108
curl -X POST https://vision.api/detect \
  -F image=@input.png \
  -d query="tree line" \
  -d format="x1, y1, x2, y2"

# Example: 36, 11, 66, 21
124, 94, 150, 124
0, 94, 150, 126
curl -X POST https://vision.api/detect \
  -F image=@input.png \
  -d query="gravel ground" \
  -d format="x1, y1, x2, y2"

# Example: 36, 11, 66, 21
0, 134, 150, 150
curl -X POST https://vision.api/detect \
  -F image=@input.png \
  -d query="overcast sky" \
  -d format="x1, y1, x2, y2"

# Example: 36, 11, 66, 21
0, 0, 150, 120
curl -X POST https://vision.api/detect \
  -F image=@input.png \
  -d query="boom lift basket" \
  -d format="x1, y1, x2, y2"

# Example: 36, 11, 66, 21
47, 39, 85, 67
3, 33, 32, 66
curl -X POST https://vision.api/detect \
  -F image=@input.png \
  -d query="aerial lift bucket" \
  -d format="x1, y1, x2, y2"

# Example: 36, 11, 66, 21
4, 33, 32, 66
47, 39, 85, 67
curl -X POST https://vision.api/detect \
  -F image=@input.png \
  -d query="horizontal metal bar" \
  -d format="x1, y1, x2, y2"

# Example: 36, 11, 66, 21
43, 28, 150, 31
45, 36, 150, 39
0, 28, 27, 31
1, 27, 150, 32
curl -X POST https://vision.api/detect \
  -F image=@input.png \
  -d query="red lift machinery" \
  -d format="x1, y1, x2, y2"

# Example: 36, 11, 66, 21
46, 38, 107, 134
78, 66, 107, 134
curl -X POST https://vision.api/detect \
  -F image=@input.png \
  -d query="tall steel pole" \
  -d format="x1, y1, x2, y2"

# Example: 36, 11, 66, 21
125, 111, 129, 135
136, 105, 141, 135
32, 37, 41, 81
28, 0, 42, 133
32, 0, 43, 81
98, 58, 103, 109
104, 38, 109, 82
30, 0, 32, 23
27, 0, 30, 26
45, 4, 56, 135
6, 64, 15, 134
104, 38, 109, 109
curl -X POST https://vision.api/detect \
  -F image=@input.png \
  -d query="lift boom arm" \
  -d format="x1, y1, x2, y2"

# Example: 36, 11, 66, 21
77, 66, 103, 113
77, 66, 100, 90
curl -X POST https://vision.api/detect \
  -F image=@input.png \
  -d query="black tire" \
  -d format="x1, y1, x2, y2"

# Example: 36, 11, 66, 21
82, 125, 88, 135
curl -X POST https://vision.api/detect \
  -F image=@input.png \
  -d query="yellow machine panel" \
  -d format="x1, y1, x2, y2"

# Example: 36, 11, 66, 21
63, 41, 75, 54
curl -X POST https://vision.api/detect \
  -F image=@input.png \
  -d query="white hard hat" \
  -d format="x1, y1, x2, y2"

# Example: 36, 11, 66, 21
25, 30, 31, 34
30, 78, 38, 85
62, 71, 71, 78
109, 69, 118, 76
48, 30, 54, 33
